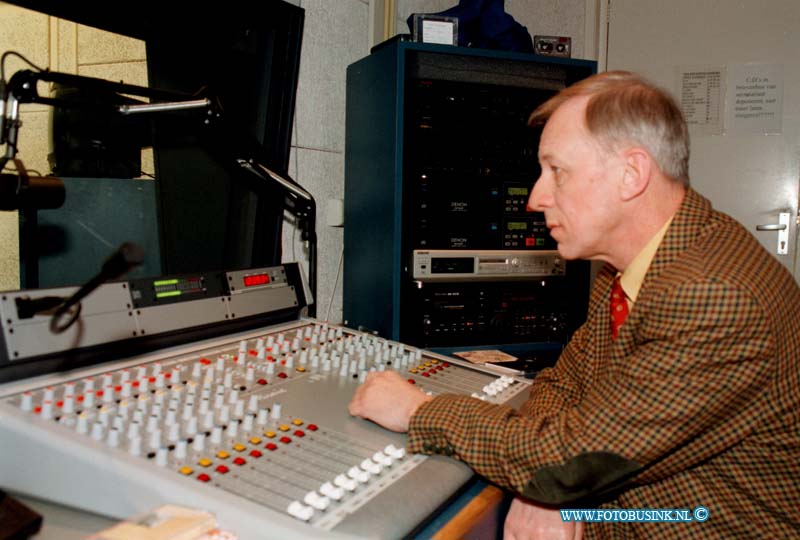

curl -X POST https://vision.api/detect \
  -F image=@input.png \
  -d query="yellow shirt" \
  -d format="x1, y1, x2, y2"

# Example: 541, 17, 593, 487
618, 217, 673, 308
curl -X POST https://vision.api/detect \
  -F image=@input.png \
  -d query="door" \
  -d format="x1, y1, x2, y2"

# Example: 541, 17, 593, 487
605, 0, 800, 283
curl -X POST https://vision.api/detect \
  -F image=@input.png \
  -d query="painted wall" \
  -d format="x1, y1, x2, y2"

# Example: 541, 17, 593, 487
0, 3, 150, 290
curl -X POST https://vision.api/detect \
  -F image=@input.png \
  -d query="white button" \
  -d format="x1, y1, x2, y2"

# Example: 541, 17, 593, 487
40, 400, 53, 420
155, 447, 168, 467
319, 482, 344, 501
20, 392, 33, 412
271, 403, 282, 419
347, 466, 370, 483
334, 473, 357, 491
360, 458, 382, 475
384, 444, 406, 460
303, 491, 330, 510
193, 433, 205, 452
286, 501, 314, 521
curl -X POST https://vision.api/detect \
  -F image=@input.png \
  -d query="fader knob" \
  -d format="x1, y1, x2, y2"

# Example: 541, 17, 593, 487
319, 482, 344, 501
286, 501, 314, 521
271, 403, 282, 420
20, 392, 33, 412
303, 491, 330, 510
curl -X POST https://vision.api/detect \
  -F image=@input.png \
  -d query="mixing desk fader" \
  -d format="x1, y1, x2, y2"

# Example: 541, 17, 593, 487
0, 263, 531, 540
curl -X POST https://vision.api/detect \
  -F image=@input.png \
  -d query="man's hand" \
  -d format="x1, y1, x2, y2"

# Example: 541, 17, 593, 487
504, 497, 583, 540
348, 371, 433, 432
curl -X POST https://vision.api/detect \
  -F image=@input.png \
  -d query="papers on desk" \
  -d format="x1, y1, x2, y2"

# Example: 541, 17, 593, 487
452, 350, 518, 364
86, 504, 236, 540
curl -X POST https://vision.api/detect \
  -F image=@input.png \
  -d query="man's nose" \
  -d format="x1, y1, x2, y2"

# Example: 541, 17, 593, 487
527, 176, 551, 211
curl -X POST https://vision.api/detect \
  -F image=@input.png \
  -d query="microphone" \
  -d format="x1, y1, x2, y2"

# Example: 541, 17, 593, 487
0, 172, 65, 211
48, 242, 145, 333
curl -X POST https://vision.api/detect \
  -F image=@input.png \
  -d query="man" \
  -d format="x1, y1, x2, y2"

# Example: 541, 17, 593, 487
348, 71, 800, 539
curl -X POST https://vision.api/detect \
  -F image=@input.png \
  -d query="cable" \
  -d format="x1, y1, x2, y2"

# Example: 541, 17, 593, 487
1, 51, 45, 80
325, 241, 344, 322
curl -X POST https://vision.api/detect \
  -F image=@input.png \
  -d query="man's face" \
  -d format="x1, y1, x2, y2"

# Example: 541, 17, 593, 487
528, 97, 623, 263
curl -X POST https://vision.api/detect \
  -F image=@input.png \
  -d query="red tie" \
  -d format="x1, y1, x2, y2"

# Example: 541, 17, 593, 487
610, 276, 629, 340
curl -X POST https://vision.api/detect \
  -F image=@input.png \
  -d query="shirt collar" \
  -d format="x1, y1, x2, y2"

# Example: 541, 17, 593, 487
618, 216, 674, 303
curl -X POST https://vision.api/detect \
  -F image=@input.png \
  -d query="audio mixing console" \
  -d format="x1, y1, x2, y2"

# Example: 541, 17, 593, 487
0, 263, 530, 539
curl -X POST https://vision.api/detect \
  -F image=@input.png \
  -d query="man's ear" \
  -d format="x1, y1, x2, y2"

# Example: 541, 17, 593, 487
619, 148, 652, 201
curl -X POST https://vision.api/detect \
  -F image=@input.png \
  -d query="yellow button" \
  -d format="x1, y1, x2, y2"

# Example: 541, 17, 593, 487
264, 431, 276, 438
233, 444, 246, 452
292, 418, 303, 426
217, 450, 230, 459
410, 369, 418, 374
296, 367, 306, 372
179, 466, 193, 475
278, 424, 290, 432
431, 359, 439, 364
424, 361, 432, 367
249, 437, 262, 444
198, 458, 212, 467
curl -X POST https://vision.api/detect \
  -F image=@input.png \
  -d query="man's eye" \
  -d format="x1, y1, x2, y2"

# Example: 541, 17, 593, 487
553, 167, 565, 185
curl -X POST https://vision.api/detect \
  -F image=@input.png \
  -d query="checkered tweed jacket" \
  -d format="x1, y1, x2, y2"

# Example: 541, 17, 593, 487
408, 188, 800, 539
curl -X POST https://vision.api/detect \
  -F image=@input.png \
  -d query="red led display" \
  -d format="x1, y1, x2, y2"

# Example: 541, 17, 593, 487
243, 273, 270, 287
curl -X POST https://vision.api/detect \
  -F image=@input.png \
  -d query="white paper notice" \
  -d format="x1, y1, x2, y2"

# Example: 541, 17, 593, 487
678, 68, 724, 135
422, 20, 455, 45
726, 63, 783, 134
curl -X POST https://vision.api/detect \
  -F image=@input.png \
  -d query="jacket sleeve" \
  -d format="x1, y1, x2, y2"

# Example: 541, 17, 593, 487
407, 278, 775, 505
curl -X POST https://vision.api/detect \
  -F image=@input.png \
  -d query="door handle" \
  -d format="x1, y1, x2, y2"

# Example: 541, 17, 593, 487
755, 212, 790, 255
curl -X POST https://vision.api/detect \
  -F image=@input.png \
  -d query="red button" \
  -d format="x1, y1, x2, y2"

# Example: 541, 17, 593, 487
249, 450, 262, 458
96, 390, 104, 397
422, 373, 430, 377
265, 443, 278, 451
294, 430, 305, 437
277, 373, 288, 379
443, 362, 450, 367
249, 350, 258, 356
233, 457, 246, 466
257, 379, 268, 385
525, 237, 535, 246
436, 366, 444, 371
164, 372, 172, 379
114, 385, 122, 392
280, 436, 291, 444
132, 381, 140, 387
34, 406, 42, 414
307, 424, 318, 431
56, 400, 63, 408
267, 356, 275, 361
77, 395, 85, 402
148, 377, 156, 383
198, 474, 211, 482
200, 358, 211, 365
216, 465, 229, 474
408, 379, 416, 384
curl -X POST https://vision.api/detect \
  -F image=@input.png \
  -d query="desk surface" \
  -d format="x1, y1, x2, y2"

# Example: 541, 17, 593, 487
16, 494, 115, 540
14, 481, 508, 540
